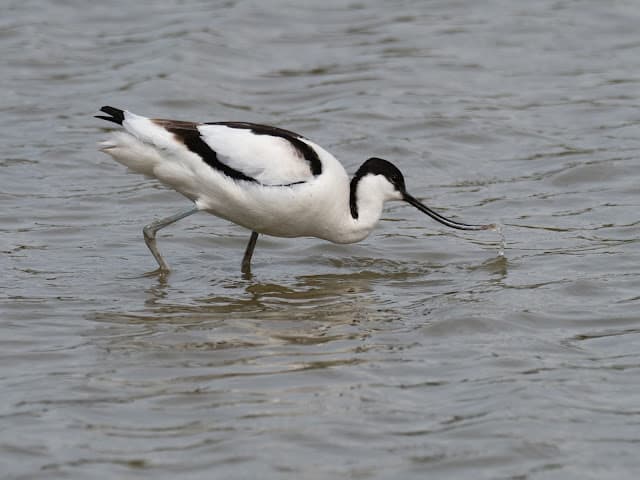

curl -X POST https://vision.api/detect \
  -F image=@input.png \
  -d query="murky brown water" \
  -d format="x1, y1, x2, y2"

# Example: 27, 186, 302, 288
2, 1, 640, 478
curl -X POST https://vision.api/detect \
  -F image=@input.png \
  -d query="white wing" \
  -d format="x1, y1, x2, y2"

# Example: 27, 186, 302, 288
99, 108, 323, 186
197, 123, 320, 185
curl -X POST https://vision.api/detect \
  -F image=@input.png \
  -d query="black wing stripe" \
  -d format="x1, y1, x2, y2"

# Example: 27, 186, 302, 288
164, 125, 258, 183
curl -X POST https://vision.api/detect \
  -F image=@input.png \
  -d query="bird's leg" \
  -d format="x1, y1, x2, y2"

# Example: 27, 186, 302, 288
241, 231, 259, 275
142, 206, 199, 273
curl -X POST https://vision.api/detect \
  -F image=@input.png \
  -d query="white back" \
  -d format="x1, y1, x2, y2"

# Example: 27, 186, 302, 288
198, 125, 314, 185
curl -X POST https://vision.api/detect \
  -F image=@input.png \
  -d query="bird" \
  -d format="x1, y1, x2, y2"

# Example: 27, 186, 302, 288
96, 106, 494, 275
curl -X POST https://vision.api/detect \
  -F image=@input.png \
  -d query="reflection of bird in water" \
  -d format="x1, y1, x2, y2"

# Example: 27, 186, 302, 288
97, 106, 493, 274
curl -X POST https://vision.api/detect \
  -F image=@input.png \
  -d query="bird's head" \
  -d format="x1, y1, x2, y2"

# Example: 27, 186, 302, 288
351, 157, 494, 231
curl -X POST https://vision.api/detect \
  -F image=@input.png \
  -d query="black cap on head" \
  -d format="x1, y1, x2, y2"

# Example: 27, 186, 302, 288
350, 157, 407, 219
352, 157, 406, 193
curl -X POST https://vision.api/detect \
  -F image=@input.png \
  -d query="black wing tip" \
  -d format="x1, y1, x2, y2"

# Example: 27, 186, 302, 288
96, 106, 125, 125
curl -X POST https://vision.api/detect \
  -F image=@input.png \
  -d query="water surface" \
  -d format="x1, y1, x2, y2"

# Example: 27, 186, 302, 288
2, 1, 640, 478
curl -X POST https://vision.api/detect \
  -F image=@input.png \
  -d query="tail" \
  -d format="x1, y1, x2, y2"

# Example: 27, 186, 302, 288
95, 106, 125, 125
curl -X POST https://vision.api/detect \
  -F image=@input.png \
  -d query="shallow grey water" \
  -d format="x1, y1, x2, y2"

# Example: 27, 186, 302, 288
2, 0, 640, 478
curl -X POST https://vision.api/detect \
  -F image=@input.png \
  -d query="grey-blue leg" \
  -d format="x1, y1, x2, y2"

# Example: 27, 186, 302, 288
142, 206, 199, 272
241, 231, 259, 275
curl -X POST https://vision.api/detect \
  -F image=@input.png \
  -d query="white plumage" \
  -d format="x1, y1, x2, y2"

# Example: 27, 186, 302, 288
198, 125, 314, 184
96, 106, 493, 274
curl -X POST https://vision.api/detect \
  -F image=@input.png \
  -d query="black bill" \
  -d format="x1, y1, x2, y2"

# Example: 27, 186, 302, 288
403, 193, 494, 231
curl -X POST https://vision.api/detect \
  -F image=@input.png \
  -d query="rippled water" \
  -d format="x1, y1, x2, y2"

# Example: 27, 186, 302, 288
2, 1, 640, 478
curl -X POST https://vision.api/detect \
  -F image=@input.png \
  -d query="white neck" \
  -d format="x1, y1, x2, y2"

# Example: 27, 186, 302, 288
326, 174, 402, 244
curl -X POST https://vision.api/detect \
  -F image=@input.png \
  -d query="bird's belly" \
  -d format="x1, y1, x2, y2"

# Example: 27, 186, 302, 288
195, 181, 344, 240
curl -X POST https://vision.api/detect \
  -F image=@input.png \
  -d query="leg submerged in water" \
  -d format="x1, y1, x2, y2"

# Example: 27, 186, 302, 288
241, 231, 259, 275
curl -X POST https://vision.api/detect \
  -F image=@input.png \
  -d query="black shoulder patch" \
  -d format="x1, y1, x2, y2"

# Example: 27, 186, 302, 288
208, 122, 323, 176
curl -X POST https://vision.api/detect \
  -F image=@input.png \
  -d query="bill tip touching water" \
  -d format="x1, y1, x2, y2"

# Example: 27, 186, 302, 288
96, 106, 500, 274
493, 223, 507, 257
